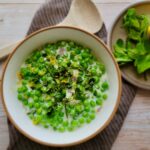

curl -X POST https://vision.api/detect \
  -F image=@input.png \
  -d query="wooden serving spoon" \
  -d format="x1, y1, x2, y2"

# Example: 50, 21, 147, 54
58, 0, 103, 33
0, 0, 103, 61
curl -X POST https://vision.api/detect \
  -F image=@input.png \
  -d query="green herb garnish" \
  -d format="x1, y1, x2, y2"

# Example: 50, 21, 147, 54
114, 8, 150, 75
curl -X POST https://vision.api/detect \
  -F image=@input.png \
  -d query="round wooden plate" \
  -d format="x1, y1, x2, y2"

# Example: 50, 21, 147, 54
108, 1, 150, 90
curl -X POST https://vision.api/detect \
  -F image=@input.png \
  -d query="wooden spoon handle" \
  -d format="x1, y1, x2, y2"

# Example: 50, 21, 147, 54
0, 41, 20, 61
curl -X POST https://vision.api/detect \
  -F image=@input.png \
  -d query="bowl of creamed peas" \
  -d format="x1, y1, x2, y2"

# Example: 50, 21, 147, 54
1, 26, 122, 147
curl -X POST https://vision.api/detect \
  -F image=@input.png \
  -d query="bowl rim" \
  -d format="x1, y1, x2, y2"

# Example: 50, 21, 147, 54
108, 0, 150, 90
1, 25, 122, 147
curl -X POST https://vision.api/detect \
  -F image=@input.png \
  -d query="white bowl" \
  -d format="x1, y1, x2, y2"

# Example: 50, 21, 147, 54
1, 26, 122, 147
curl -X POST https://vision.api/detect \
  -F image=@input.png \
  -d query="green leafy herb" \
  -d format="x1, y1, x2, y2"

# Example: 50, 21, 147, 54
114, 39, 132, 65
134, 54, 150, 73
114, 8, 150, 75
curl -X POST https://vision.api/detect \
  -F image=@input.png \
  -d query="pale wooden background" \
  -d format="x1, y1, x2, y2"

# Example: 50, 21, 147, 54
0, 0, 150, 150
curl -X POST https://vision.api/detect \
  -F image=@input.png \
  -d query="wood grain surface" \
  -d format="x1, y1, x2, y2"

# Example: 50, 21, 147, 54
0, 0, 150, 150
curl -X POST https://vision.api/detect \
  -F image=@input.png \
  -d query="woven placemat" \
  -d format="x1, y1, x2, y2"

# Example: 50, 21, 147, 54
7, 0, 137, 150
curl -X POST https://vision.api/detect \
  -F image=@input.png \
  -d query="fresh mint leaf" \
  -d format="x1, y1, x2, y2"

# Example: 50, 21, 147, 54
128, 28, 141, 41
140, 16, 149, 33
130, 18, 140, 30
134, 54, 150, 73
114, 8, 150, 75
136, 42, 147, 55
114, 39, 132, 65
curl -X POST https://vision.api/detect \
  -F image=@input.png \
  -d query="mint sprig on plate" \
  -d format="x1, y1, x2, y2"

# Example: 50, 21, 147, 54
114, 8, 150, 75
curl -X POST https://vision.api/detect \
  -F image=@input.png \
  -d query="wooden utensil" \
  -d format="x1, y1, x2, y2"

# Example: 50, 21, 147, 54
0, 0, 103, 61
58, 0, 103, 33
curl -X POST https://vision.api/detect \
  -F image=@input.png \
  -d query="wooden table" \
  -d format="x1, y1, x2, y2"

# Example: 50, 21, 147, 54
0, 0, 150, 149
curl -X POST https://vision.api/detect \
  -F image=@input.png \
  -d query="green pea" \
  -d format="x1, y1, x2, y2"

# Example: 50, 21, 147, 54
71, 120, 78, 127
96, 99, 103, 106
102, 82, 109, 89
63, 121, 69, 127
101, 88, 105, 92
37, 108, 42, 114
76, 105, 83, 113
30, 91, 34, 97
18, 86, 27, 93
29, 103, 33, 108
68, 126, 74, 131
75, 48, 80, 54
81, 52, 88, 58
33, 96, 38, 102
38, 57, 44, 63
45, 48, 50, 54
90, 101, 96, 107
83, 112, 88, 117
89, 113, 95, 120
58, 126, 65, 132
34, 90, 41, 96
32, 68, 38, 74
86, 117, 92, 123
94, 90, 101, 97
23, 100, 28, 106
61, 41, 67, 46
85, 106, 91, 112
41, 76, 47, 81
79, 117, 85, 124
70, 109, 76, 116
34, 103, 40, 108
103, 94, 108, 100
26, 91, 31, 97
22, 80, 28, 85
83, 100, 89, 106
18, 94, 23, 100
32, 119, 40, 125
94, 77, 99, 83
